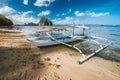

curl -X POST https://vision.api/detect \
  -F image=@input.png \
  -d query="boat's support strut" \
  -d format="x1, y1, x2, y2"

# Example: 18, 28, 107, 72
47, 33, 111, 64
77, 36, 111, 64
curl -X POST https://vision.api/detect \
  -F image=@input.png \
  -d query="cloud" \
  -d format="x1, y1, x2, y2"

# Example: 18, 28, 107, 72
37, 10, 50, 16
52, 17, 80, 25
23, 0, 28, 5
62, 13, 66, 16
21, 11, 33, 17
74, 11, 85, 16
56, 14, 60, 17
34, 0, 55, 7
87, 12, 110, 17
74, 10, 110, 17
8, 14, 38, 24
0, 6, 38, 24
7, 11, 38, 24
0, 6, 16, 15
56, 8, 71, 17
69, 8, 71, 13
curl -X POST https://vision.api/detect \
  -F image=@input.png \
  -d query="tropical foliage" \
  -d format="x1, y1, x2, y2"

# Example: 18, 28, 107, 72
0, 14, 13, 26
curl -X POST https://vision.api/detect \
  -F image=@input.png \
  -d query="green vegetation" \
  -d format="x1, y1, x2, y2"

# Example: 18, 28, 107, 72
0, 14, 13, 26
39, 16, 53, 26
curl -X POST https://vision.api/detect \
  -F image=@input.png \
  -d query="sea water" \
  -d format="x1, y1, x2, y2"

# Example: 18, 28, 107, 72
17, 25, 120, 49
16, 25, 120, 62
78, 25, 120, 62
87, 25, 120, 49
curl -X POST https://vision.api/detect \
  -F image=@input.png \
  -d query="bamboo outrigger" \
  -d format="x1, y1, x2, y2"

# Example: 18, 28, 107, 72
27, 25, 111, 64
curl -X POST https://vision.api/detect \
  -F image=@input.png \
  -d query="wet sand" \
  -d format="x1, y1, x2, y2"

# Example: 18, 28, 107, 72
0, 27, 120, 80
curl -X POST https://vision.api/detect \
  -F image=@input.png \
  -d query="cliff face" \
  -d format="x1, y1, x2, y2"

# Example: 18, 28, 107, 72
0, 14, 13, 26
39, 16, 53, 26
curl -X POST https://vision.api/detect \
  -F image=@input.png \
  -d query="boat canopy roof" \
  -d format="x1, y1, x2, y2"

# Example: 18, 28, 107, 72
76, 26, 89, 29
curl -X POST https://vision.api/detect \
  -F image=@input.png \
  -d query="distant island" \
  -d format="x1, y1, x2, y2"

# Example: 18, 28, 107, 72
23, 16, 53, 26
23, 22, 38, 26
15, 16, 53, 26
0, 14, 53, 27
39, 16, 53, 26
1, 14, 119, 27
0, 14, 13, 26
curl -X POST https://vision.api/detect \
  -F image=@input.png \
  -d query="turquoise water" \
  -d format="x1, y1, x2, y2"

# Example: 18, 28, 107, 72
87, 25, 120, 49
78, 25, 120, 62
17, 25, 120, 62
17, 25, 120, 49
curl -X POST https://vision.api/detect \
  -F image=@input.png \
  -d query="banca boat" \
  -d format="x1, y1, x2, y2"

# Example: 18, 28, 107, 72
26, 25, 111, 64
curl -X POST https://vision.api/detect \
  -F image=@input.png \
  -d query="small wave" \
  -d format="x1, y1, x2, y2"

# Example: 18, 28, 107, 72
97, 47, 120, 62
110, 33, 120, 36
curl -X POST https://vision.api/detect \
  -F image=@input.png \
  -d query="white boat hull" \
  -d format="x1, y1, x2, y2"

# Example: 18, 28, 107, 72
29, 37, 85, 47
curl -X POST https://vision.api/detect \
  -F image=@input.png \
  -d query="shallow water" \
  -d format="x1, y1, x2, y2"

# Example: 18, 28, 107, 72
86, 25, 120, 49
16, 25, 120, 49
15, 25, 120, 62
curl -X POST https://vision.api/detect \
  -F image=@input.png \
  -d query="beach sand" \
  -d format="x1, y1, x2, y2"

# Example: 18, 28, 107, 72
0, 27, 120, 80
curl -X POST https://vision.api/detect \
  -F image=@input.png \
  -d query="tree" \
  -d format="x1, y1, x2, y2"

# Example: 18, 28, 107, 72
0, 14, 13, 26
39, 16, 53, 26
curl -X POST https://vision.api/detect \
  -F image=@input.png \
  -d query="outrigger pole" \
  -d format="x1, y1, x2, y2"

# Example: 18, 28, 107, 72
46, 32, 86, 58
76, 36, 111, 64
46, 32, 111, 64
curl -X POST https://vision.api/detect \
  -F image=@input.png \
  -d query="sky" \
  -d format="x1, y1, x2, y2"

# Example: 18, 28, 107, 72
0, 0, 120, 25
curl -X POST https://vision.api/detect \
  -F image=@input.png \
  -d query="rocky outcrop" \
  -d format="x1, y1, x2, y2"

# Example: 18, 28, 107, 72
39, 16, 53, 26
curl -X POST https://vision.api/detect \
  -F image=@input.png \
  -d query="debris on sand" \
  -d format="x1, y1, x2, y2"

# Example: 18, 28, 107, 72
54, 64, 61, 68
44, 57, 51, 61
48, 63, 61, 68
40, 63, 45, 66
57, 57, 60, 60
69, 78, 72, 80
69, 54, 73, 56
48, 63, 52, 66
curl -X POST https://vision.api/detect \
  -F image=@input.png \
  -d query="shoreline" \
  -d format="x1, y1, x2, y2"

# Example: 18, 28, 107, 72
96, 46, 120, 62
0, 27, 120, 80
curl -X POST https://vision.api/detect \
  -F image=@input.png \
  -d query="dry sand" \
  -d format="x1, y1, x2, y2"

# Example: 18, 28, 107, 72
0, 27, 120, 80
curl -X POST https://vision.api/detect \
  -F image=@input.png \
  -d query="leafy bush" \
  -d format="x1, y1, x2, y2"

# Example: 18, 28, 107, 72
0, 14, 13, 26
